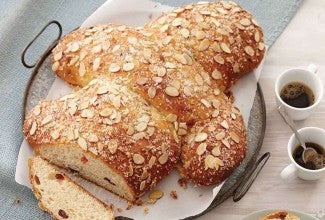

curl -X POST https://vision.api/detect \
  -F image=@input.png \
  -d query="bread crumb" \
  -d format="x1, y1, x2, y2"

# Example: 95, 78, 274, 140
117, 208, 123, 213
178, 178, 187, 189
170, 191, 178, 199
109, 204, 114, 210
144, 207, 149, 214
126, 202, 133, 210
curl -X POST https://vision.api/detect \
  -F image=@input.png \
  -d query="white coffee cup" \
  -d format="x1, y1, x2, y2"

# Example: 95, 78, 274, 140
280, 127, 325, 180
275, 64, 323, 120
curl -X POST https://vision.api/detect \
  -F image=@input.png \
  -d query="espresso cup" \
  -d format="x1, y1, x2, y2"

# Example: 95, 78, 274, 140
280, 127, 325, 180
275, 64, 323, 120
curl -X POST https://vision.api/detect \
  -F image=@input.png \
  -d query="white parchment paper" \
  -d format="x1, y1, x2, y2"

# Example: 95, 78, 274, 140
15, 0, 265, 219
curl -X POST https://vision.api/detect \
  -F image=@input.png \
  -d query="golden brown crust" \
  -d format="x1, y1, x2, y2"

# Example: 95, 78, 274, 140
25, 1, 266, 191
259, 210, 300, 220
24, 78, 180, 199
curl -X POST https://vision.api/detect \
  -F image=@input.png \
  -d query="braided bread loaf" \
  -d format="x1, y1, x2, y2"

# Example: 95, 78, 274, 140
24, 1, 265, 202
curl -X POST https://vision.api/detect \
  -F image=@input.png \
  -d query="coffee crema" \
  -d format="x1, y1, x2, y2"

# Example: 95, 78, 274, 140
293, 142, 325, 170
280, 82, 315, 108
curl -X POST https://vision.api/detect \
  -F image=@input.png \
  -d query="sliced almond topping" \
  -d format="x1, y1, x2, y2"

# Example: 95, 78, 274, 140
231, 113, 237, 120
165, 62, 176, 69
165, 86, 179, 97
77, 137, 88, 151
148, 87, 156, 98
123, 63, 135, 71
212, 69, 222, 80
74, 129, 79, 139
127, 126, 135, 136
92, 58, 101, 71
220, 120, 229, 129
198, 39, 210, 51
141, 169, 148, 180
214, 88, 220, 96
117, 25, 126, 31
158, 153, 168, 165
108, 141, 118, 154
215, 157, 225, 166
210, 42, 222, 52
252, 18, 259, 26
174, 54, 187, 65
128, 165, 134, 176
147, 127, 155, 136
172, 18, 183, 27
152, 77, 162, 84
183, 86, 193, 97
230, 132, 240, 143
211, 99, 220, 109
109, 63, 120, 73
258, 42, 265, 51
166, 113, 177, 122
52, 61, 59, 72
162, 36, 172, 45
180, 28, 189, 38
196, 143, 207, 156
29, 122, 37, 135
128, 37, 138, 45
136, 78, 148, 85
220, 43, 231, 53
195, 74, 204, 85
33, 106, 41, 116
204, 155, 219, 170
222, 139, 231, 148
79, 62, 86, 76
212, 109, 220, 118
240, 18, 251, 26
215, 131, 225, 140
244, 46, 255, 56
255, 31, 260, 42
195, 132, 208, 142
214, 55, 225, 64
135, 121, 148, 132
183, 53, 193, 65
81, 109, 94, 118
133, 154, 145, 165
112, 45, 120, 52
235, 23, 245, 30
201, 99, 211, 108
92, 45, 102, 53
97, 86, 109, 95
160, 24, 169, 32
178, 128, 187, 136
50, 130, 60, 140
195, 30, 206, 40
67, 129, 75, 141
149, 189, 164, 200
78, 101, 89, 110
99, 108, 112, 117
157, 16, 166, 24
212, 146, 221, 156
53, 51, 62, 61
171, 80, 181, 90
148, 156, 156, 168
70, 42, 80, 52
41, 115, 53, 125
140, 180, 146, 191
88, 134, 98, 142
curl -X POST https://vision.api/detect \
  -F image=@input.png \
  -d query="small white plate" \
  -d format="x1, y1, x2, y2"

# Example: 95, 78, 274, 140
243, 209, 317, 220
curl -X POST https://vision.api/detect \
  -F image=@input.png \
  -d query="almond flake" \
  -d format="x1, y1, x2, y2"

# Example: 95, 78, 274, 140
127, 126, 135, 136
252, 18, 259, 26
166, 113, 177, 122
50, 130, 60, 140
235, 23, 245, 30
215, 131, 225, 140
97, 86, 109, 95
204, 155, 219, 170
135, 121, 148, 132
148, 87, 156, 98
128, 37, 138, 44
157, 16, 166, 24
201, 99, 211, 108
171, 80, 181, 90
92, 45, 102, 53
178, 128, 187, 136
210, 42, 222, 52
255, 31, 260, 42
54, 51, 62, 61
220, 120, 229, 129
108, 141, 118, 154
79, 62, 86, 76
52, 61, 59, 71
258, 42, 265, 51
174, 54, 187, 65
215, 157, 225, 166
172, 18, 183, 27
133, 154, 145, 165
196, 143, 207, 156
214, 88, 220, 96
77, 137, 88, 151
212, 146, 221, 156
230, 132, 240, 143
211, 99, 220, 108
112, 45, 120, 52
33, 106, 41, 116
149, 189, 164, 200
147, 127, 155, 136
180, 28, 189, 38
165, 62, 176, 69
69, 57, 78, 66
74, 129, 79, 139
81, 109, 94, 118
88, 134, 98, 142
183, 53, 193, 65
67, 129, 75, 141
195, 132, 208, 142
198, 39, 210, 51
231, 113, 237, 120
70, 42, 80, 52
123, 63, 135, 71
158, 153, 168, 165
29, 122, 37, 135
212, 109, 220, 118
183, 86, 193, 96
222, 139, 231, 148
162, 36, 172, 45
195, 74, 204, 85
220, 43, 231, 53
195, 30, 206, 40
140, 180, 146, 191
92, 58, 101, 71
165, 86, 179, 97
41, 115, 52, 125
240, 18, 251, 26
214, 55, 224, 64
160, 24, 169, 32
152, 77, 162, 84
212, 69, 222, 80
128, 165, 134, 176
109, 63, 120, 73
148, 156, 156, 168
244, 46, 255, 56
136, 78, 148, 85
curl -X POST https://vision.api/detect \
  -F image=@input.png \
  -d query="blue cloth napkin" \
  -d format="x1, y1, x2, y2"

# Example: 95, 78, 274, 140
0, 0, 301, 219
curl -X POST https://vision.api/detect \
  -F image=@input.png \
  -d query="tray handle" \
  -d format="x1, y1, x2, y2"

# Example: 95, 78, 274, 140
233, 152, 270, 202
21, 20, 62, 68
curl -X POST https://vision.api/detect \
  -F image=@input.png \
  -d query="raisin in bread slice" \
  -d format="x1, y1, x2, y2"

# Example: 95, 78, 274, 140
29, 156, 114, 220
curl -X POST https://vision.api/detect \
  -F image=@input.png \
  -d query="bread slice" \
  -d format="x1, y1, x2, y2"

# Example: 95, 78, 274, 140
259, 210, 300, 220
29, 156, 114, 220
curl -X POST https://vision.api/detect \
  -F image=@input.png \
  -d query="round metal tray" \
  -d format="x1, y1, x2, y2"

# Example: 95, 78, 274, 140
22, 23, 267, 220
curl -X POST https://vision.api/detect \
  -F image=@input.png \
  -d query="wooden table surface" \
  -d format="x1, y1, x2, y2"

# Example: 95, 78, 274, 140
200, 0, 325, 219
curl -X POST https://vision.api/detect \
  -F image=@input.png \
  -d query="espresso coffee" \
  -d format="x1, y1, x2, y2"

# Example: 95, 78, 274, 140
280, 82, 315, 108
293, 142, 325, 170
